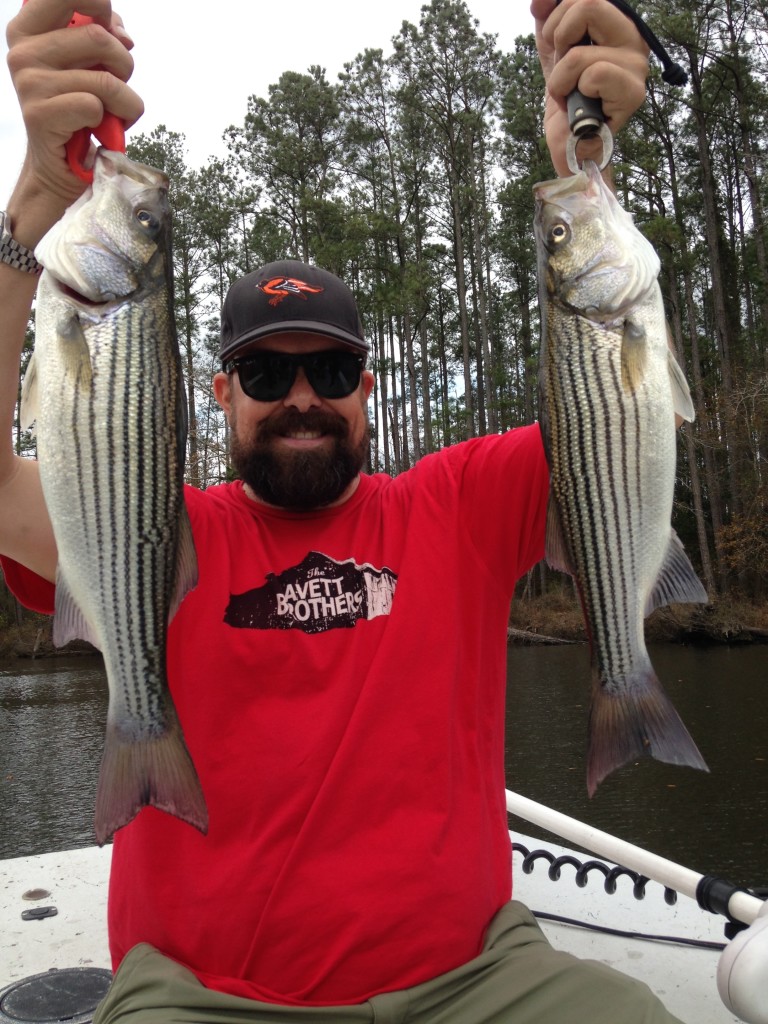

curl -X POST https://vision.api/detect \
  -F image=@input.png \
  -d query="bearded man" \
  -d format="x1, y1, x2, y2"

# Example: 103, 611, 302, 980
0, 1, 682, 1020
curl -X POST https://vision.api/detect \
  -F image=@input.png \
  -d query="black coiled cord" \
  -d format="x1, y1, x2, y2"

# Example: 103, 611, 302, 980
512, 841, 679, 904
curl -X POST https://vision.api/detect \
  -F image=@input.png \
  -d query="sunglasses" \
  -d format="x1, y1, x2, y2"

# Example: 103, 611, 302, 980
225, 350, 365, 402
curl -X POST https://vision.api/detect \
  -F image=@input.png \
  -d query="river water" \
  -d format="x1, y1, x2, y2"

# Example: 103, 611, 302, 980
1, 645, 766, 888
505, 644, 767, 888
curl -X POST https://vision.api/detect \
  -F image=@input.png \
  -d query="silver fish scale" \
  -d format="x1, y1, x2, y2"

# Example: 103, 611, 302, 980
543, 311, 673, 692
37, 284, 183, 733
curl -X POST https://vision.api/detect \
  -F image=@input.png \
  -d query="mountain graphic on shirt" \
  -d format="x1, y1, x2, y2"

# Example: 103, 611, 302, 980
223, 551, 398, 634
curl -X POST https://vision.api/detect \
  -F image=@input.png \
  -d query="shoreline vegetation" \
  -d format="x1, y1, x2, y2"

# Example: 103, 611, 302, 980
1, 593, 767, 663
508, 590, 768, 647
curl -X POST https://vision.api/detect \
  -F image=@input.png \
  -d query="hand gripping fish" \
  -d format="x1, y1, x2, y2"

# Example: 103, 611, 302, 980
534, 160, 709, 795
21, 149, 208, 844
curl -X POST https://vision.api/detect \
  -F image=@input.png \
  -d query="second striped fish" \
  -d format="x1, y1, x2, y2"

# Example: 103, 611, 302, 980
534, 160, 708, 796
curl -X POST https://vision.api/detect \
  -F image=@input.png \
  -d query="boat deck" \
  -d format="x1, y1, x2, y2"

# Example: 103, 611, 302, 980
0, 834, 741, 1022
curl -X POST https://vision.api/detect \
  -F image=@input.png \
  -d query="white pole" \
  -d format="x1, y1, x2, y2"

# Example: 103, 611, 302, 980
506, 789, 763, 926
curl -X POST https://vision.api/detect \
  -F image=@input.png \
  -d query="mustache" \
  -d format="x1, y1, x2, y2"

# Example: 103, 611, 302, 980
256, 408, 348, 442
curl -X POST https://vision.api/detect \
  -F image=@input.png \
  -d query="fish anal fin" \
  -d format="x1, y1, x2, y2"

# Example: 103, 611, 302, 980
169, 505, 198, 622
53, 569, 102, 650
587, 665, 709, 797
94, 712, 208, 846
645, 529, 709, 616
621, 318, 648, 393
544, 495, 575, 576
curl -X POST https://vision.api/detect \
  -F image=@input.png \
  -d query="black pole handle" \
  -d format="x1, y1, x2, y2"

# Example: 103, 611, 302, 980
567, 89, 605, 138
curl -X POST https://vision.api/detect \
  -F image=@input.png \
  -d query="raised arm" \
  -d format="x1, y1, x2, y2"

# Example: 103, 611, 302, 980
0, 0, 142, 581
531, 0, 649, 178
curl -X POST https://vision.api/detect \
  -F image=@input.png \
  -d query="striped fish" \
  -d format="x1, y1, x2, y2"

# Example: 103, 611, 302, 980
21, 149, 207, 845
534, 160, 709, 796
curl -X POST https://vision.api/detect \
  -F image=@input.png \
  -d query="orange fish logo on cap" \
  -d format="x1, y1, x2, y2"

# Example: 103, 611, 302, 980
257, 276, 325, 307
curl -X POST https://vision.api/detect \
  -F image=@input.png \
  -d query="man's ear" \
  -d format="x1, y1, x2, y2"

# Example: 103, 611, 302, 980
213, 371, 233, 416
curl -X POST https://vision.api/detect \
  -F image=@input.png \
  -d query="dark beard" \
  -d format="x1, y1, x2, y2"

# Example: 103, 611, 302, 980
230, 408, 370, 511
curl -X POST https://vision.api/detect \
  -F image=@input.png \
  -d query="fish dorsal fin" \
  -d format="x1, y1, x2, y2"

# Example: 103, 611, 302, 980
53, 568, 102, 650
645, 528, 709, 616
667, 347, 695, 423
621, 317, 648, 394
544, 494, 575, 576
19, 351, 39, 433
169, 504, 198, 623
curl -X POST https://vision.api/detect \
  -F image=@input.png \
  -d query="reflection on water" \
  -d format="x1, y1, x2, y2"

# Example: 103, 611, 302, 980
0, 646, 766, 888
0, 657, 107, 859
505, 644, 768, 888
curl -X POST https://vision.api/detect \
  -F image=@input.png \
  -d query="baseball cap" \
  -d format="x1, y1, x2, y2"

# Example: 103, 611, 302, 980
220, 260, 368, 365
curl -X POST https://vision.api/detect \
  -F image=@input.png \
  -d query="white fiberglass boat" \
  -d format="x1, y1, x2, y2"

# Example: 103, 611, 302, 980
1, 791, 766, 1024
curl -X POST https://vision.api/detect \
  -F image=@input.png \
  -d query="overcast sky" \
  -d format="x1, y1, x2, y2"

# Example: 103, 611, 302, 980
0, 0, 536, 206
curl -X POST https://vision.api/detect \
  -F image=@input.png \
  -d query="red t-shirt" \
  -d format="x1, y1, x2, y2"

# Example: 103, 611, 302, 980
2, 426, 548, 1005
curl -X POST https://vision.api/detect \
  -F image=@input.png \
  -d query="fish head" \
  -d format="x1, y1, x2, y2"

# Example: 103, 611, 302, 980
36, 149, 171, 307
534, 161, 660, 322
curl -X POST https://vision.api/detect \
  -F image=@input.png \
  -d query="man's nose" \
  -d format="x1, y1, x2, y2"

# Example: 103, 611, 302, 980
282, 366, 322, 411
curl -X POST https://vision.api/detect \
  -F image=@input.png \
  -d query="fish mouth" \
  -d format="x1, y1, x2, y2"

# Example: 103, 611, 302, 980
59, 282, 111, 309
52, 277, 133, 312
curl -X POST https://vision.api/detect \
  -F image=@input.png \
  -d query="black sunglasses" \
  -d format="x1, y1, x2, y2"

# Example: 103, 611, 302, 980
225, 350, 365, 402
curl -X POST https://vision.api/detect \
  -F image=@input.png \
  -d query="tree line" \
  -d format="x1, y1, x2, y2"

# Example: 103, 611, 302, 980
16, 0, 768, 601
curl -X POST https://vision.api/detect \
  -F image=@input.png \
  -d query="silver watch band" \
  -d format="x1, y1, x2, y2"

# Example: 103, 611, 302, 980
0, 211, 43, 276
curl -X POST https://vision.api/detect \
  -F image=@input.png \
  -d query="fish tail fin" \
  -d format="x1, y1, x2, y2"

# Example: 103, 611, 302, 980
587, 666, 708, 796
94, 714, 208, 846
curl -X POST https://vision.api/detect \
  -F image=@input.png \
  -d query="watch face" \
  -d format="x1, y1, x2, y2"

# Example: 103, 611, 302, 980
1, 211, 15, 245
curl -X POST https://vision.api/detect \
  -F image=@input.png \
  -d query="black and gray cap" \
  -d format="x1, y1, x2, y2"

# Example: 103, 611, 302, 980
220, 260, 368, 366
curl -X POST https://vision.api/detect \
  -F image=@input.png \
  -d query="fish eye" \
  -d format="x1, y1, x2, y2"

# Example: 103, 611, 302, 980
549, 222, 569, 246
136, 209, 160, 232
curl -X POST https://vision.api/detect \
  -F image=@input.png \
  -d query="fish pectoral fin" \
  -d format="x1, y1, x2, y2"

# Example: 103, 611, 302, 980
169, 505, 198, 622
587, 665, 709, 796
19, 319, 92, 431
58, 316, 94, 387
645, 529, 709, 615
544, 495, 576, 576
19, 351, 39, 433
667, 346, 696, 423
94, 711, 209, 846
620, 318, 648, 394
53, 570, 102, 650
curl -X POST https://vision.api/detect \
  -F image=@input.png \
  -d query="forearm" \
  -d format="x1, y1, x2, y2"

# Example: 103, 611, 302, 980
0, 277, 58, 583
0, 273, 36, 477
0, 182, 62, 583
0, 167, 70, 468
531, 0, 649, 178
2, 0, 143, 411
1, 0, 142, 581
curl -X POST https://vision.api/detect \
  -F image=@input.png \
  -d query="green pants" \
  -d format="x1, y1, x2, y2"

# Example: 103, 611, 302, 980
93, 901, 685, 1024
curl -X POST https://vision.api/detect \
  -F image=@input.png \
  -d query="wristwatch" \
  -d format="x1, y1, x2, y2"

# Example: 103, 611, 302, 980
0, 210, 43, 275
